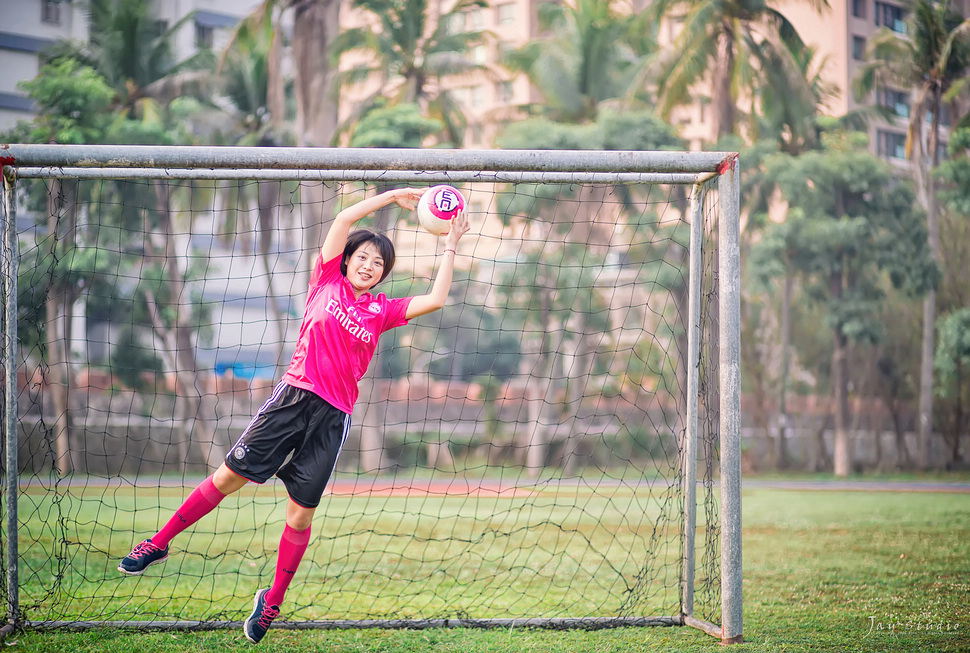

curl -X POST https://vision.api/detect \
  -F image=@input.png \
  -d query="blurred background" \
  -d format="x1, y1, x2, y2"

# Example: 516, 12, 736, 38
2, 0, 970, 476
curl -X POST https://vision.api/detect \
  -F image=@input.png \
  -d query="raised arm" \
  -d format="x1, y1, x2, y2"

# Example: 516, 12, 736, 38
405, 211, 471, 320
319, 187, 427, 262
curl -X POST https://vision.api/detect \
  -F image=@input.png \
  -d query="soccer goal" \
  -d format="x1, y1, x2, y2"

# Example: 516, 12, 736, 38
1, 144, 742, 644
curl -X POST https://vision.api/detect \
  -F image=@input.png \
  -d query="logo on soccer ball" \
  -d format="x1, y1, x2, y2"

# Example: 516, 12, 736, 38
435, 189, 460, 213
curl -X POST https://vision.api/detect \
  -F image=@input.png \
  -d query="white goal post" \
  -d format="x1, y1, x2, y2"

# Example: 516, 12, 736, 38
1, 144, 742, 644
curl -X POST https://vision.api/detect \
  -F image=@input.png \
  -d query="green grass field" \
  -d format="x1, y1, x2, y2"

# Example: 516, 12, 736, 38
15, 477, 694, 624
5, 478, 969, 652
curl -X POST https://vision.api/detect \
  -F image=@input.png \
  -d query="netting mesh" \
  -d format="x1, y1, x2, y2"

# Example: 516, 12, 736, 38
2, 172, 721, 627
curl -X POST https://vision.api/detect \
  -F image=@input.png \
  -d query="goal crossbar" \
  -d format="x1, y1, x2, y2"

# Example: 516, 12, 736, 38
1, 144, 734, 175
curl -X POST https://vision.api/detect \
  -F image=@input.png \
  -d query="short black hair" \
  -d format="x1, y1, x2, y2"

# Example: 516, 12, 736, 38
341, 230, 396, 285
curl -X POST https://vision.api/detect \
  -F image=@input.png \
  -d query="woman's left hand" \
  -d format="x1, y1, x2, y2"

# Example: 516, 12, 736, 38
444, 210, 471, 248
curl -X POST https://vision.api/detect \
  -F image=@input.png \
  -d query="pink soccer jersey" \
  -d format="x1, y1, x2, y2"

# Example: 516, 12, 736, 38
282, 254, 412, 413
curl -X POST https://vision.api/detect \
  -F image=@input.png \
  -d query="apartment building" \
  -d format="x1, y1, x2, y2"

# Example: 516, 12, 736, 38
0, 0, 87, 132
0, 0, 261, 133
777, 0, 970, 162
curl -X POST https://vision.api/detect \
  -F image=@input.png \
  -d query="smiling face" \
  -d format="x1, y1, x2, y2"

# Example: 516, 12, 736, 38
345, 242, 386, 297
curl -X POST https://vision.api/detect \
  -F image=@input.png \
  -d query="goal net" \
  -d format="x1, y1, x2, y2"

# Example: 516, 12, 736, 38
1, 145, 741, 641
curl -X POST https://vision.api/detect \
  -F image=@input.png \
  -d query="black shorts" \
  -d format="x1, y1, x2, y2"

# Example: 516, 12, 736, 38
225, 381, 350, 509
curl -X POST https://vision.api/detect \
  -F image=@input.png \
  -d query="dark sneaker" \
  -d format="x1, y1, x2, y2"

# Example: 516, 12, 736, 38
118, 539, 169, 575
244, 588, 280, 644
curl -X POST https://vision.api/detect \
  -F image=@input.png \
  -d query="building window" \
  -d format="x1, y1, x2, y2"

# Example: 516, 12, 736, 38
467, 8, 484, 30
875, 1, 906, 33
877, 130, 907, 159
472, 44, 488, 65
470, 85, 485, 107
452, 87, 470, 107
195, 22, 214, 49
496, 80, 514, 103
497, 4, 516, 26
852, 0, 866, 18
41, 0, 61, 25
852, 35, 867, 60
443, 13, 464, 35
938, 141, 948, 160
878, 87, 910, 118
929, 105, 952, 127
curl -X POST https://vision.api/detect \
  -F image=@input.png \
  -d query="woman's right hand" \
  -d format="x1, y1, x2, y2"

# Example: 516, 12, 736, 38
388, 187, 427, 212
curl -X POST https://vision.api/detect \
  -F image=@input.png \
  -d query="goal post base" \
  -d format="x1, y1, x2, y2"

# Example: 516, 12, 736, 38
28, 616, 686, 632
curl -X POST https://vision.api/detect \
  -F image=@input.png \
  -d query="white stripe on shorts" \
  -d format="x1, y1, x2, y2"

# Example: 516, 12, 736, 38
230, 379, 289, 450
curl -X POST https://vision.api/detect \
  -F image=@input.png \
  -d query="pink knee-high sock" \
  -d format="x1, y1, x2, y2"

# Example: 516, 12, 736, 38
264, 524, 311, 607
152, 476, 226, 548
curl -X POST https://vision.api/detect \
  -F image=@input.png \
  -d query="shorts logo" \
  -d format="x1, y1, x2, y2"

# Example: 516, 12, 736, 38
367, 302, 382, 314
233, 446, 247, 460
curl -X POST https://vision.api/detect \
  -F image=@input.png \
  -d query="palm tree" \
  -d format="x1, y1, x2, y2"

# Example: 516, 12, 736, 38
216, 12, 288, 147
333, 0, 490, 146
503, 0, 648, 123
855, 0, 970, 468
227, 0, 343, 273
68, 0, 213, 115
650, 0, 827, 143
750, 40, 835, 153
12, 58, 116, 474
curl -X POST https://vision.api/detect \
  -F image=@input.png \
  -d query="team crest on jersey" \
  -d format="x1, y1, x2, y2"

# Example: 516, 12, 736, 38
232, 445, 247, 460
367, 302, 382, 314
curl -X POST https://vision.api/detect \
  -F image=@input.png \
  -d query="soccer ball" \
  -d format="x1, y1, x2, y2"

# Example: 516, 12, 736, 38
417, 185, 466, 236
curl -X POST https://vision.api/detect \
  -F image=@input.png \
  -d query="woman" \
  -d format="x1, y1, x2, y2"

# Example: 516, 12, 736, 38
118, 187, 470, 644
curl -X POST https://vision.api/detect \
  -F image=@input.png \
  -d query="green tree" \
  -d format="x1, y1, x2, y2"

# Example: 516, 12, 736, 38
934, 309, 970, 466
33, 0, 230, 472
215, 12, 290, 147
492, 245, 613, 475
936, 129, 970, 312
495, 113, 684, 475
212, 12, 301, 379
934, 128, 970, 466
13, 59, 114, 144
334, 0, 489, 146
349, 102, 443, 148
738, 41, 845, 469
756, 131, 934, 476
650, 0, 826, 143
855, 0, 970, 468
232, 0, 344, 308
8, 58, 117, 473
